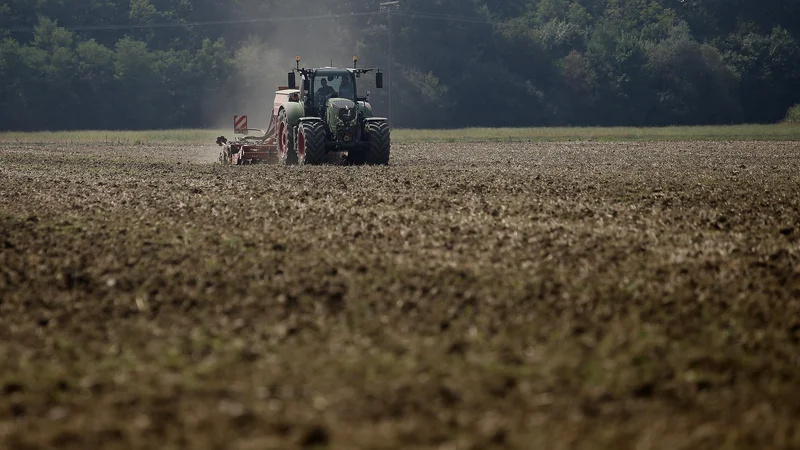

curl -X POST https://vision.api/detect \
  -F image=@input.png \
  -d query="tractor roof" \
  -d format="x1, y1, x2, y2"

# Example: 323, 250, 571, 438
314, 67, 352, 73
295, 66, 377, 78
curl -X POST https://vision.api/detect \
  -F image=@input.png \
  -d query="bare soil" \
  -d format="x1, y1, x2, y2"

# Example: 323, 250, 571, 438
1, 140, 799, 449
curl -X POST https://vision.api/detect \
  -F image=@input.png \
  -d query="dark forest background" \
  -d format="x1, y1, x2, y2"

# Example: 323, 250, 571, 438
1, 0, 799, 130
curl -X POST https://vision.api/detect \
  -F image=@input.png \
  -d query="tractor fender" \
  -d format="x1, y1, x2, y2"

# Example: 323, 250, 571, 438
364, 117, 389, 127
298, 117, 324, 123
279, 102, 305, 127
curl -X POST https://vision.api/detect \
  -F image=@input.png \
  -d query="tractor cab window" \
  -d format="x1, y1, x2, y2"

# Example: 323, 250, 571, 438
313, 72, 356, 107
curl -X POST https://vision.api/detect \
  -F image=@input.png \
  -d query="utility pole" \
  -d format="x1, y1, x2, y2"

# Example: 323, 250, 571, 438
380, 1, 400, 125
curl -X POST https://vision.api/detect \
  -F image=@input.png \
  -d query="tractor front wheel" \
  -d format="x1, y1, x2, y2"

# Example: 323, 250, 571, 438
366, 122, 390, 165
278, 110, 298, 166
297, 121, 327, 165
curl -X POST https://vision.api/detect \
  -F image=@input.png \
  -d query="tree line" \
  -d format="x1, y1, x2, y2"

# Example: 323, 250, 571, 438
1, 0, 798, 130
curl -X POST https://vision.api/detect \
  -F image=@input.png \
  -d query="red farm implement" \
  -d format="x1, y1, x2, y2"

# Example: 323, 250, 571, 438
216, 89, 300, 165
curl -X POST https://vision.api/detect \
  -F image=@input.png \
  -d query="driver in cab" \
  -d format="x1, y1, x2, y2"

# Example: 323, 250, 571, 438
316, 78, 337, 101
338, 75, 356, 100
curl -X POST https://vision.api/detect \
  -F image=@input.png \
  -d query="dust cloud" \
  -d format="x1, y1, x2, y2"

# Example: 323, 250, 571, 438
204, 8, 381, 133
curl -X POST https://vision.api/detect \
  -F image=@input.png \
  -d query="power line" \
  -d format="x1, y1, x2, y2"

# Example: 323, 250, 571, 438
5, 11, 384, 33
395, 11, 494, 25
4, 10, 495, 33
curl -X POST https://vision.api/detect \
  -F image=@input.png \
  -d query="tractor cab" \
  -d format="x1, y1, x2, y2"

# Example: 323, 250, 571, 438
306, 68, 356, 119
290, 57, 383, 116
311, 69, 357, 111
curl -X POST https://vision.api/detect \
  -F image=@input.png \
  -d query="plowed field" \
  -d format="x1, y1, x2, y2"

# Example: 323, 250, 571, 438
1, 140, 799, 449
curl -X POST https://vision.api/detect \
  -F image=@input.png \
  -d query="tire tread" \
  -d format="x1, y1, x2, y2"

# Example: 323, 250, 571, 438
300, 120, 327, 165
279, 110, 298, 166
367, 122, 391, 165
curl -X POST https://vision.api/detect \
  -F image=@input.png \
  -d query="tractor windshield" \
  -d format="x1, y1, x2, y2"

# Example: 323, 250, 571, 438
313, 71, 356, 107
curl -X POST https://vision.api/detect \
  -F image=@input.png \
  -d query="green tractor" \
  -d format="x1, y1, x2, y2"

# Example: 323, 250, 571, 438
277, 56, 390, 165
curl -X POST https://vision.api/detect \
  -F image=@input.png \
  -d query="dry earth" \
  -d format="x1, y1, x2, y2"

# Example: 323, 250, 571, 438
1, 139, 799, 449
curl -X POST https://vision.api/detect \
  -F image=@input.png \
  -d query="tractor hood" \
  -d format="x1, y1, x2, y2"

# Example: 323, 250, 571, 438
329, 98, 357, 118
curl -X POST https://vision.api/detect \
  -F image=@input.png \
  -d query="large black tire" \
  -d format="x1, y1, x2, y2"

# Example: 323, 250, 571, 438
278, 109, 298, 166
297, 121, 327, 165
366, 121, 390, 165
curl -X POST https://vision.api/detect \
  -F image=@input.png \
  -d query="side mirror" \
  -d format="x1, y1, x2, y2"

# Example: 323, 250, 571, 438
303, 80, 310, 92
376, 72, 384, 89
288, 72, 296, 89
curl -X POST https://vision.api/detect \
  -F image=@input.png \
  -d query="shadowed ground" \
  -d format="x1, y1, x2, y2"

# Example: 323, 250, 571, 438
1, 140, 799, 449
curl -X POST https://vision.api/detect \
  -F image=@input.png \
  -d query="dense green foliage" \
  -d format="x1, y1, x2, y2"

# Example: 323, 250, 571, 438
785, 105, 800, 124
1, 0, 798, 129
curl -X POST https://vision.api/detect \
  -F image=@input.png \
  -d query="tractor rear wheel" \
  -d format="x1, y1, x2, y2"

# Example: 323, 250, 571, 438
366, 121, 390, 165
278, 110, 297, 166
297, 121, 327, 165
